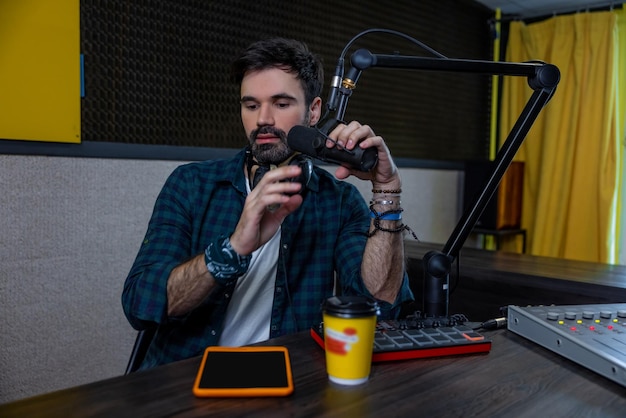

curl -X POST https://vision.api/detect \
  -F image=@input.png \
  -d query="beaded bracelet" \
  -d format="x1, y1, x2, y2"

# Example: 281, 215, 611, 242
371, 188, 402, 194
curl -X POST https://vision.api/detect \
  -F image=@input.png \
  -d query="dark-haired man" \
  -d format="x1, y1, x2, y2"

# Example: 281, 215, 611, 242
122, 38, 413, 369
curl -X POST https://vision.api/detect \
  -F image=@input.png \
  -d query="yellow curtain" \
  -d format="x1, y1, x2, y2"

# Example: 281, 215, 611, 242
616, 8, 626, 265
500, 11, 620, 263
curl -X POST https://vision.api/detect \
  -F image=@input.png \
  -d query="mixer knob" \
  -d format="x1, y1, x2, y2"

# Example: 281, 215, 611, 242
617, 310, 626, 318
582, 311, 595, 320
547, 312, 559, 321
600, 311, 612, 319
564, 311, 577, 320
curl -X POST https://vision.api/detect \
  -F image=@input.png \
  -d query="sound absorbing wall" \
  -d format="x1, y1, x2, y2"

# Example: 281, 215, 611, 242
80, 0, 493, 161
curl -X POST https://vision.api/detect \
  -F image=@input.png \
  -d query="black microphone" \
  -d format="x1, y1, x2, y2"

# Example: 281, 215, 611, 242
287, 125, 378, 171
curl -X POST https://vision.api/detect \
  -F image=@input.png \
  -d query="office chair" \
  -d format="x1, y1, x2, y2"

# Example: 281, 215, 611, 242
125, 327, 156, 374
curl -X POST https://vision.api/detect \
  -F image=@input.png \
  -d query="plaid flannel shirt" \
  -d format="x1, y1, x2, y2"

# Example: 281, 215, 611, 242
122, 148, 413, 369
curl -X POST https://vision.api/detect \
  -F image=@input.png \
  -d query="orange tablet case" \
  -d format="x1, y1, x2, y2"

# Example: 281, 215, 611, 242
192, 346, 294, 397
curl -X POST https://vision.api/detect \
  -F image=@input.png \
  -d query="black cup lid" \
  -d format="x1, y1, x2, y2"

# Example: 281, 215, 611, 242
323, 296, 378, 318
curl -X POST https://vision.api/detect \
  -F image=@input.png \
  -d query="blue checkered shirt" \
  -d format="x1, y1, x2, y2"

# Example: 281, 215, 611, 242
122, 149, 413, 369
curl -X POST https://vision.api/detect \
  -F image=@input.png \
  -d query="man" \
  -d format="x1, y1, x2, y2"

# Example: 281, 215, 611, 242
122, 38, 414, 369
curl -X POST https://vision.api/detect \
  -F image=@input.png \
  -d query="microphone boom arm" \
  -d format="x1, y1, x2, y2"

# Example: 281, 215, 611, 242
339, 48, 560, 318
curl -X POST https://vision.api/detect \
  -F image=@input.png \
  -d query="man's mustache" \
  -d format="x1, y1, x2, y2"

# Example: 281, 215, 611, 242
251, 126, 287, 141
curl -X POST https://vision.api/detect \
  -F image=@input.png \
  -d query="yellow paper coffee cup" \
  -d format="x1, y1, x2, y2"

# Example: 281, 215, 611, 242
322, 296, 378, 385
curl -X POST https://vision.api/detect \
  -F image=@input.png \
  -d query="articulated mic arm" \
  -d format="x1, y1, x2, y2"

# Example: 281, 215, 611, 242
332, 48, 560, 319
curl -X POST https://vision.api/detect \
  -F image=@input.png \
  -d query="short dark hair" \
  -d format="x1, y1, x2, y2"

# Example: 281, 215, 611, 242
231, 38, 324, 106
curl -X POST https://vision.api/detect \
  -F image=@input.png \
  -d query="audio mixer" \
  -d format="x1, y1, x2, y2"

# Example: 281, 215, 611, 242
507, 303, 626, 387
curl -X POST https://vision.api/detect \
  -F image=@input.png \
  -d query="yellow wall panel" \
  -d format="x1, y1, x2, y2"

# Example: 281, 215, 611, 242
0, 0, 80, 143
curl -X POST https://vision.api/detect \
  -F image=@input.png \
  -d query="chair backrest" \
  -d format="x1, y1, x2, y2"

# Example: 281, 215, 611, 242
125, 327, 156, 374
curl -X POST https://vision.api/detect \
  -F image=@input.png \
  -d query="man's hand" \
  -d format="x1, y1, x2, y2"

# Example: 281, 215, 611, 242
229, 165, 304, 256
326, 121, 401, 190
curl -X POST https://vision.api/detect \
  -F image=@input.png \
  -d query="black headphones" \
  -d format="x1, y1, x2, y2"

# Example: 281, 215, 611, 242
246, 147, 313, 195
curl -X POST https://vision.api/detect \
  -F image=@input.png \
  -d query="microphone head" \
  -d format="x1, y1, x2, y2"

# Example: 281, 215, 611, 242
287, 125, 324, 155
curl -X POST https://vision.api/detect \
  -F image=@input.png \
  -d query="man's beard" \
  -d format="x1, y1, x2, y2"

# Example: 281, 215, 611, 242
249, 126, 293, 165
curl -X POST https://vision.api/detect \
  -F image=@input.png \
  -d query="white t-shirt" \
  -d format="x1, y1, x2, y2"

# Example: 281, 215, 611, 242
218, 179, 281, 346
217, 227, 280, 346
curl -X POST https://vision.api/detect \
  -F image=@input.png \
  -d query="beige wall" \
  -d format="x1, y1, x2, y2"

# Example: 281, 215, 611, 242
0, 154, 463, 403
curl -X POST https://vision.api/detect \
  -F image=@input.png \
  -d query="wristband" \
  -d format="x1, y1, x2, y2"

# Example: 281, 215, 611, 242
370, 209, 402, 221
204, 236, 251, 285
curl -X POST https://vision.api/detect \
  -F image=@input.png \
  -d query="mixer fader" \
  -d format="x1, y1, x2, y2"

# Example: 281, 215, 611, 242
507, 303, 626, 387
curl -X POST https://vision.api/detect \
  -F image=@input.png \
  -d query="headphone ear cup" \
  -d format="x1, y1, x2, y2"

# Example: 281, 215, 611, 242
251, 165, 271, 190
249, 156, 311, 193
289, 155, 312, 193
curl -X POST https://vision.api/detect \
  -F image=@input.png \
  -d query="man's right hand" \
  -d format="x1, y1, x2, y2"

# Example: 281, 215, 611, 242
230, 164, 304, 256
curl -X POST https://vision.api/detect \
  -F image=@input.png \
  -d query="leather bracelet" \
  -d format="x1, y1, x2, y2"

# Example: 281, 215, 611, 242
204, 236, 251, 285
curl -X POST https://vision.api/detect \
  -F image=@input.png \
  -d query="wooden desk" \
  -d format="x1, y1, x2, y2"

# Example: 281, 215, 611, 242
404, 241, 626, 321
3, 244, 625, 416
1, 327, 626, 417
